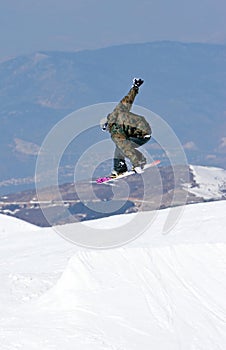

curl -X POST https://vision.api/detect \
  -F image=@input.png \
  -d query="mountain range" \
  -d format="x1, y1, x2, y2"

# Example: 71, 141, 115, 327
1, 164, 225, 227
0, 41, 226, 194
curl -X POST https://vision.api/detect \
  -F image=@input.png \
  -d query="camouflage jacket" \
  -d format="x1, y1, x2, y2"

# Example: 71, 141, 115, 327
107, 109, 151, 138
106, 87, 151, 138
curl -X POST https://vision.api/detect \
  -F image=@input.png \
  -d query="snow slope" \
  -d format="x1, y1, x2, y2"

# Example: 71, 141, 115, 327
0, 201, 226, 349
188, 165, 226, 199
0, 213, 39, 234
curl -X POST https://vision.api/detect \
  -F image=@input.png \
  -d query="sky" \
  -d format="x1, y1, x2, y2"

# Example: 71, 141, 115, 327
0, 0, 225, 61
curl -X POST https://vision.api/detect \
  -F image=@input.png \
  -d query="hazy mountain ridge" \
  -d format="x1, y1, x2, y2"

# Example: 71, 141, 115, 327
0, 41, 226, 194
1, 164, 225, 227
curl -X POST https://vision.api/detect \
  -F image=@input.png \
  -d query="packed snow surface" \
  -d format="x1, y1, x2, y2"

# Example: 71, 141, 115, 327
1, 201, 226, 349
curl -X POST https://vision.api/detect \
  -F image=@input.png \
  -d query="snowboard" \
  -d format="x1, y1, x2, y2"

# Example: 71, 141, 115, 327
96, 160, 161, 184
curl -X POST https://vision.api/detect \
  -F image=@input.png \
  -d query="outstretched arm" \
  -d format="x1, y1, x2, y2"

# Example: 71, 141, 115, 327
115, 78, 144, 112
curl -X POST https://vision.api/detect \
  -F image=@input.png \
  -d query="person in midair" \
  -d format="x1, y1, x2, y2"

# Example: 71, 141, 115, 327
102, 78, 152, 177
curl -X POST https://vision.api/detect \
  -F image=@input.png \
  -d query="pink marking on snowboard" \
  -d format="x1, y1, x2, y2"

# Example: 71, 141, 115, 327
96, 176, 111, 183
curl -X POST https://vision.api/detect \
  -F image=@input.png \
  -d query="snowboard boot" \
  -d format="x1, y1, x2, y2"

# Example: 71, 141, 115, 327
133, 166, 144, 174
132, 156, 146, 174
111, 159, 128, 177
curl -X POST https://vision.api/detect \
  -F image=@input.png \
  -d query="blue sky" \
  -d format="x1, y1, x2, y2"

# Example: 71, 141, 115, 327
0, 0, 225, 60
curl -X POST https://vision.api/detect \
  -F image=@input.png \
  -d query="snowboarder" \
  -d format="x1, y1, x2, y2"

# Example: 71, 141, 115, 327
102, 78, 152, 177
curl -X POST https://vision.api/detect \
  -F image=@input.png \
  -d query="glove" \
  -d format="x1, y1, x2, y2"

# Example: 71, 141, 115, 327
132, 78, 144, 88
102, 121, 109, 131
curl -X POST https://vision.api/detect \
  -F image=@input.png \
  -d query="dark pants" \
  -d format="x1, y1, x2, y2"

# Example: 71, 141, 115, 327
113, 136, 150, 173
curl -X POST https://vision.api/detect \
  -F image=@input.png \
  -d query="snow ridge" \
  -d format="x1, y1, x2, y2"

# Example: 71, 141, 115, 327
1, 201, 226, 349
189, 165, 226, 199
